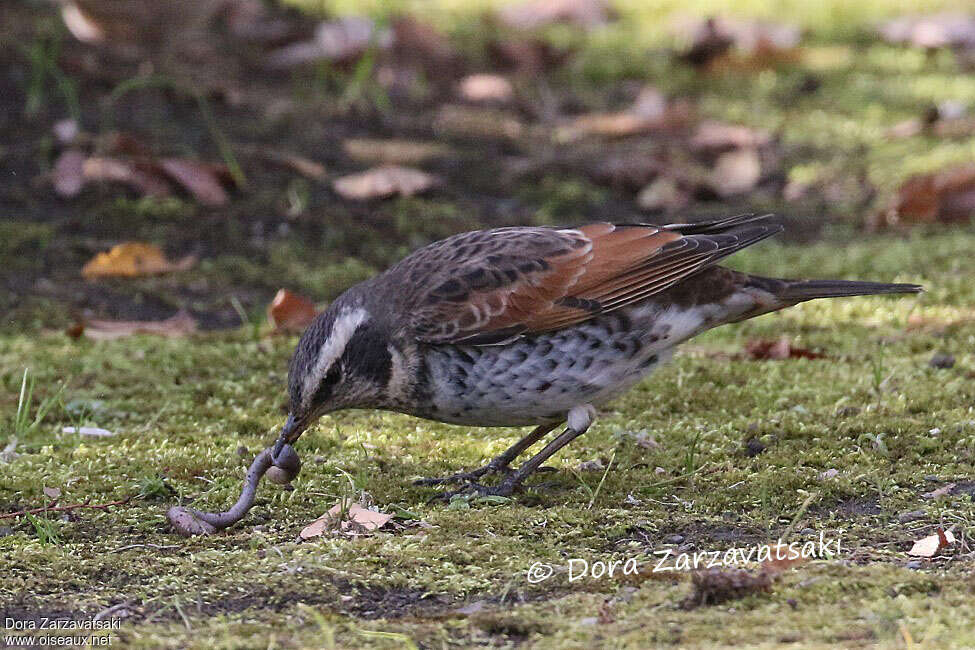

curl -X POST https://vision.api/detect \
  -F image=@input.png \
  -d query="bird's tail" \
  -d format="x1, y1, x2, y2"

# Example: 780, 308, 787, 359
775, 279, 922, 302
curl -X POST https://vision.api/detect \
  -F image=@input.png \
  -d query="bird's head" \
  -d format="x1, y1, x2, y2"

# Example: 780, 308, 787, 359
276, 297, 394, 449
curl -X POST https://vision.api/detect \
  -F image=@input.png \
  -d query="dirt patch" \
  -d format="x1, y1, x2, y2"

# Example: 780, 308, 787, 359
613, 519, 772, 551
812, 497, 882, 519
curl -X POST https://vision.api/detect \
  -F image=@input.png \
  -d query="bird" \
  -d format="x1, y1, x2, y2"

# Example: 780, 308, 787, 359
268, 214, 921, 500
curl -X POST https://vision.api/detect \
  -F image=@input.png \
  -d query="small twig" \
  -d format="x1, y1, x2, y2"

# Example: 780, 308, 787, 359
0, 496, 133, 520
781, 491, 820, 543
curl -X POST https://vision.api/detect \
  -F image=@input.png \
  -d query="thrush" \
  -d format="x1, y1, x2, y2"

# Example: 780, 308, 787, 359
268, 214, 920, 500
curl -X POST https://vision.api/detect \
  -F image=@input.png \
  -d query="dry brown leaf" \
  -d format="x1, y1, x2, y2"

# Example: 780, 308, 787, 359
53, 149, 87, 198
560, 88, 693, 140
744, 337, 826, 360
880, 164, 975, 227
342, 139, 450, 165
300, 502, 394, 539
82, 242, 196, 278
158, 158, 229, 206
82, 156, 171, 197
690, 122, 771, 153
458, 73, 514, 103
434, 105, 525, 140
83, 310, 198, 340
921, 483, 956, 500
333, 165, 438, 201
907, 528, 955, 557
499, 0, 614, 30
760, 555, 808, 576
709, 148, 762, 197
258, 150, 327, 181
267, 289, 317, 332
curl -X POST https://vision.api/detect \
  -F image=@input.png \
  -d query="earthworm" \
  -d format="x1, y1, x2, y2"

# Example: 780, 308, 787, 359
166, 444, 300, 536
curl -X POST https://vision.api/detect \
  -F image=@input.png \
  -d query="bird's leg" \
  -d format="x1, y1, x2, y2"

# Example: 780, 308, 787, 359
415, 422, 559, 486
433, 405, 595, 500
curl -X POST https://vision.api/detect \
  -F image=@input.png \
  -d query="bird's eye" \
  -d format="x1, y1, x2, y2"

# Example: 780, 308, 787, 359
314, 365, 342, 404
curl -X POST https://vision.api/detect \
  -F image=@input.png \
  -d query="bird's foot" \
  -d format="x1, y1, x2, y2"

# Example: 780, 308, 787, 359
427, 480, 517, 503
414, 460, 511, 486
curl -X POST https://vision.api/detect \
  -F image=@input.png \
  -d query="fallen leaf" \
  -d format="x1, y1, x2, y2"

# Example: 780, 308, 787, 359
342, 139, 450, 165
158, 158, 229, 206
499, 0, 614, 30
637, 176, 690, 213
43, 486, 61, 499
458, 73, 514, 103
390, 16, 459, 73
744, 337, 826, 360
760, 555, 808, 576
65, 320, 85, 340
52, 149, 86, 198
53, 119, 80, 145
560, 88, 693, 140
333, 165, 438, 200
907, 528, 955, 557
62, 426, 116, 437
82, 242, 196, 278
709, 148, 761, 197
82, 157, 171, 197
267, 16, 392, 68
690, 122, 771, 153
921, 483, 956, 500
880, 13, 975, 50
300, 502, 394, 539
257, 150, 327, 181
879, 164, 975, 227
267, 289, 317, 331
83, 310, 198, 340
434, 105, 525, 140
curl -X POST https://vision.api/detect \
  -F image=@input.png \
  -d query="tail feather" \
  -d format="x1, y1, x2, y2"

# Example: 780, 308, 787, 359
777, 279, 923, 302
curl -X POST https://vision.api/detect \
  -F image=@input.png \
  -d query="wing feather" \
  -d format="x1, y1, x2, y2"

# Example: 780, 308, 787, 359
400, 216, 781, 344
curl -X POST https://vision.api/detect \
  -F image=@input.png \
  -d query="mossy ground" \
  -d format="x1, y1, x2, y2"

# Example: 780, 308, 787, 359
3, 230, 975, 648
3, 0, 975, 647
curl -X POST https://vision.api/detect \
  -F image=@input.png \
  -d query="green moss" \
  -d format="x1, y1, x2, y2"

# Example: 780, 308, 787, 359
2, 229, 974, 647
0, 221, 53, 271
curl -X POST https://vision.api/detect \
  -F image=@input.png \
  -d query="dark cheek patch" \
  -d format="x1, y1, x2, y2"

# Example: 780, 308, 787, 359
342, 325, 392, 387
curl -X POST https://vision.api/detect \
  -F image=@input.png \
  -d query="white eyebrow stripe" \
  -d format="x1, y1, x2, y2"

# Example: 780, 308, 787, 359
302, 307, 367, 409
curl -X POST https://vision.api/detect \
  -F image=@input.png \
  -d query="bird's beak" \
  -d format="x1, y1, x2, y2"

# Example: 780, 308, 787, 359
271, 413, 302, 462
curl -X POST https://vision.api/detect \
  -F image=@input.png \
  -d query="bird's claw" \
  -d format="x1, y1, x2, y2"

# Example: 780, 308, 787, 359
426, 480, 517, 503
414, 462, 512, 486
